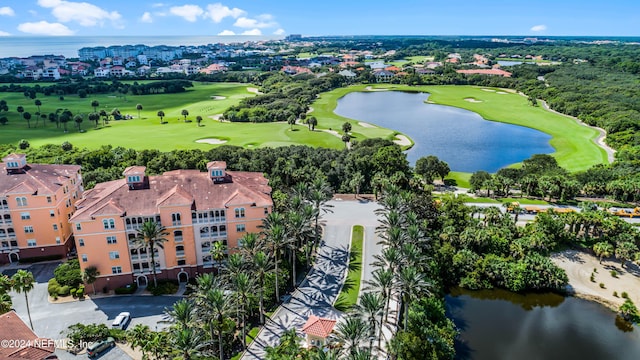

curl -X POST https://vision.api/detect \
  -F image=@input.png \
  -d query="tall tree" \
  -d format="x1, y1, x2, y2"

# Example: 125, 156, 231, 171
181, 109, 189, 122
157, 110, 165, 124
82, 266, 100, 295
253, 251, 273, 325
196, 115, 203, 127
342, 121, 352, 134
231, 272, 254, 350
593, 241, 614, 264
194, 282, 234, 360
307, 116, 318, 131
91, 100, 100, 113
73, 114, 83, 131
12, 270, 35, 330
22, 112, 32, 128
136, 103, 143, 119
34, 99, 42, 115
134, 221, 169, 287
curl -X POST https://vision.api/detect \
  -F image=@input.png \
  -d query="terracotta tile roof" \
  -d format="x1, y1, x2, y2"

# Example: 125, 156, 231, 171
302, 315, 336, 338
71, 169, 272, 221
123, 166, 146, 175
207, 161, 226, 169
456, 69, 512, 77
0, 311, 56, 359
0, 163, 81, 196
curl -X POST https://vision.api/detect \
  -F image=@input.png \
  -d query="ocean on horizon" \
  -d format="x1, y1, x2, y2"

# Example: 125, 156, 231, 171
0, 35, 282, 59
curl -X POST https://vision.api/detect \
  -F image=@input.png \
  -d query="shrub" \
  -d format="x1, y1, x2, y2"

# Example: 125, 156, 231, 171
611, 270, 618, 278
18, 139, 30, 150
19, 254, 64, 263
48, 279, 60, 296
147, 279, 178, 296
114, 283, 138, 295
590, 274, 595, 282
58, 285, 71, 296
78, 285, 85, 297
599, 283, 606, 289
614, 291, 619, 297
54, 259, 82, 288
622, 292, 629, 299
70, 288, 77, 298
593, 268, 597, 273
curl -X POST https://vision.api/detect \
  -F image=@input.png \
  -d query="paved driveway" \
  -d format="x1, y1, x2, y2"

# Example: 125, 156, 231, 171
242, 199, 381, 360
6, 262, 180, 360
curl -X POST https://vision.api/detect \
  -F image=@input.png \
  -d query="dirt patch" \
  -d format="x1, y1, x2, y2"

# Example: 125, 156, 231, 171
393, 134, 411, 146
358, 122, 377, 128
210, 95, 226, 100
196, 138, 227, 145
551, 249, 640, 311
464, 98, 482, 103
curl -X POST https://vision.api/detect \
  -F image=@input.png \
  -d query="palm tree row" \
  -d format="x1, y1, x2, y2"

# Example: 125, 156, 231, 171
0, 270, 36, 330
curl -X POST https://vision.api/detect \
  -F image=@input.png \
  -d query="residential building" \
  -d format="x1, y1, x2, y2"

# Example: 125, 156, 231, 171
302, 315, 336, 348
70, 162, 272, 291
373, 69, 395, 82
0, 311, 57, 360
0, 154, 83, 264
456, 68, 512, 77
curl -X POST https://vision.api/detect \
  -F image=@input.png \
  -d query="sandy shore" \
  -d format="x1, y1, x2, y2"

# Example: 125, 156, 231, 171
394, 134, 411, 146
551, 249, 640, 310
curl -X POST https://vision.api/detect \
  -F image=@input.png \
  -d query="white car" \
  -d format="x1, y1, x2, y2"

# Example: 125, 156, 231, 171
111, 312, 131, 330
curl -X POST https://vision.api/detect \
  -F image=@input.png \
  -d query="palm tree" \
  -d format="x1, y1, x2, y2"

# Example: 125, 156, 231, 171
342, 121, 352, 134
364, 268, 394, 324
335, 315, 369, 357
34, 99, 42, 115
196, 115, 203, 127
134, 221, 169, 287
308, 116, 318, 130
23, 112, 32, 128
231, 272, 254, 350
593, 241, 615, 264
39, 113, 47, 128
210, 240, 227, 274
88, 112, 100, 128
157, 110, 165, 124
238, 232, 262, 259
73, 114, 83, 131
195, 283, 234, 360
82, 266, 100, 295
0, 293, 13, 314
263, 220, 288, 302
166, 299, 197, 329
286, 210, 312, 288
91, 100, 99, 113
172, 326, 204, 360
356, 292, 385, 351
342, 134, 351, 148
99, 109, 108, 125
16, 106, 24, 126
181, 109, 189, 122
59, 111, 71, 132
136, 103, 143, 119
127, 324, 152, 359
287, 115, 297, 130
397, 266, 431, 330
12, 270, 35, 330
253, 251, 273, 324
309, 179, 334, 256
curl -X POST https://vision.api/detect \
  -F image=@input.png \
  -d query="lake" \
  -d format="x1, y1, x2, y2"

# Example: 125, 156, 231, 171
334, 91, 553, 172
447, 288, 640, 360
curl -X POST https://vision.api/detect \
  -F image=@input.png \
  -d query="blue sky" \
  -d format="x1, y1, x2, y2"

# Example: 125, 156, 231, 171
0, 1, 638, 37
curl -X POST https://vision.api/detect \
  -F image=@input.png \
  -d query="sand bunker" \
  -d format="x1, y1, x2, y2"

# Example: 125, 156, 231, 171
464, 98, 482, 103
210, 95, 226, 100
394, 134, 411, 146
496, 91, 509, 95
358, 122, 377, 128
365, 86, 389, 92
196, 138, 227, 145
247, 87, 263, 95
481, 89, 495, 92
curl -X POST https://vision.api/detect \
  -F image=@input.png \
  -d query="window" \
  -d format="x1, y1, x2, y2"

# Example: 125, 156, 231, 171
235, 208, 245, 218
112, 266, 122, 274
102, 218, 115, 230
81, 254, 88, 262
27, 239, 37, 247
171, 213, 181, 225
127, 175, 141, 183
107, 236, 117, 244
264, 207, 269, 215
21, 212, 30, 220
75, 223, 82, 231
7, 161, 19, 168
24, 226, 34, 233
236, 224, 246, 233
50, 210, 55, 218
65, 199, 71, 208
16, 197, 27, 207
211, 169, 223, 177
53, 224, 58, 231
46, 196, 52, 203
177, 259, 186, 266
78, 238, 85, 247
55, 237, 61, 244
109, 251, 120, 260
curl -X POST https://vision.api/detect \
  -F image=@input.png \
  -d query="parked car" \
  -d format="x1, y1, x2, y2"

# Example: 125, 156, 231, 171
87, 337, 115, 358
111, 311, 131, 330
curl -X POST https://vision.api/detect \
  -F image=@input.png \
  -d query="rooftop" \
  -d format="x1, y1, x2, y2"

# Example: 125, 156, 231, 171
0, 311, 56, 360
301, 315, 336, 338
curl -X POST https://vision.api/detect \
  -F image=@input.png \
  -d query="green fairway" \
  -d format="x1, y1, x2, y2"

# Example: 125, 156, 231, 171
334, 225, 364, 311
0, 82, 344, 150
316, 84, 608, 173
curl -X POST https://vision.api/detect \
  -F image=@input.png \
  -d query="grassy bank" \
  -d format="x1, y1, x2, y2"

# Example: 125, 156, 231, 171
334, 225, 364, 311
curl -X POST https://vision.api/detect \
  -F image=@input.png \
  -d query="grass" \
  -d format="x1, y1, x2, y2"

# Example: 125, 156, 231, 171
387, 56, 434, 67
0, 82, 350, 150
319, 84, 607, 173
446, 171, 471, 188
229, 326, 261, 360
334, 225, 364, 312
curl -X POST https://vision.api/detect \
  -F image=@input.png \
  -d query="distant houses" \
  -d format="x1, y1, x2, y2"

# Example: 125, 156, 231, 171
456, 68, 512, 77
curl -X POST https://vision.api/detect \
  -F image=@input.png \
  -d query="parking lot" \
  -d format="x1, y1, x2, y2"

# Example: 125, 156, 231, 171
3, 262, 180, 359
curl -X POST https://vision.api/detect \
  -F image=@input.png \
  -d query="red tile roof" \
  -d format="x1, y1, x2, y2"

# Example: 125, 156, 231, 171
0, 311, 56, 360
71, 169, 272, 221
0, 159, 81, 196
301, 315, 336, 338
456, 69, 512, 77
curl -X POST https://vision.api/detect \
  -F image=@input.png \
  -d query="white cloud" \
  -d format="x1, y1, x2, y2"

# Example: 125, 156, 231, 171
17, 21, 74, 35
140, 12, 153, 23
234, 15, 277, 29
530, 24, 547, 32
0, 30, 10, 36
37, 0, 121, 27
273, 28, 285, 35
205, 3, 246, 23
152, 3, 166, 7
241, 29, 262, 36
169, 4, 204, 22
0, 7, 15, 16
218, 30, 235, 36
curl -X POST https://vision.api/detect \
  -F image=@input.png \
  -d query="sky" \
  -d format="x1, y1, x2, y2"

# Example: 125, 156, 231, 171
0, 0, 638, 37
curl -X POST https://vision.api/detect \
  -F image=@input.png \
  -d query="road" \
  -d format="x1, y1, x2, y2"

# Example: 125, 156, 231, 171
242, 199, 381, 360
3, 262, 179, 360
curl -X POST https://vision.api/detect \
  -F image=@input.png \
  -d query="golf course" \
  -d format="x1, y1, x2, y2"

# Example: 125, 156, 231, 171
0, 81, 609, 175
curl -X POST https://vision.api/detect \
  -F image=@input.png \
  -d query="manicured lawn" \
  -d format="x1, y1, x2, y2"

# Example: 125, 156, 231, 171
446, 171, 471, 188
321, 84, 607, 173
0, 82, 344, 150
335, 225, 364, 311
387, 56, 434, 66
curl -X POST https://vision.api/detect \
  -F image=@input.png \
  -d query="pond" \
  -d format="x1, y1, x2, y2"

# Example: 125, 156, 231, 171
446, 288, 640, 360
334, 91, 553, 172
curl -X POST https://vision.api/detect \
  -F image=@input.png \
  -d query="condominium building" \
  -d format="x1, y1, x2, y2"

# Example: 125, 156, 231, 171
70, 162, 272, 291
0, 154, 83, 264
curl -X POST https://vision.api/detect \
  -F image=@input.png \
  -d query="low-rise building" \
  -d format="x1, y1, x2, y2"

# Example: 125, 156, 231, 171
70, 162, 272, 291
0, 154, 83, 264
